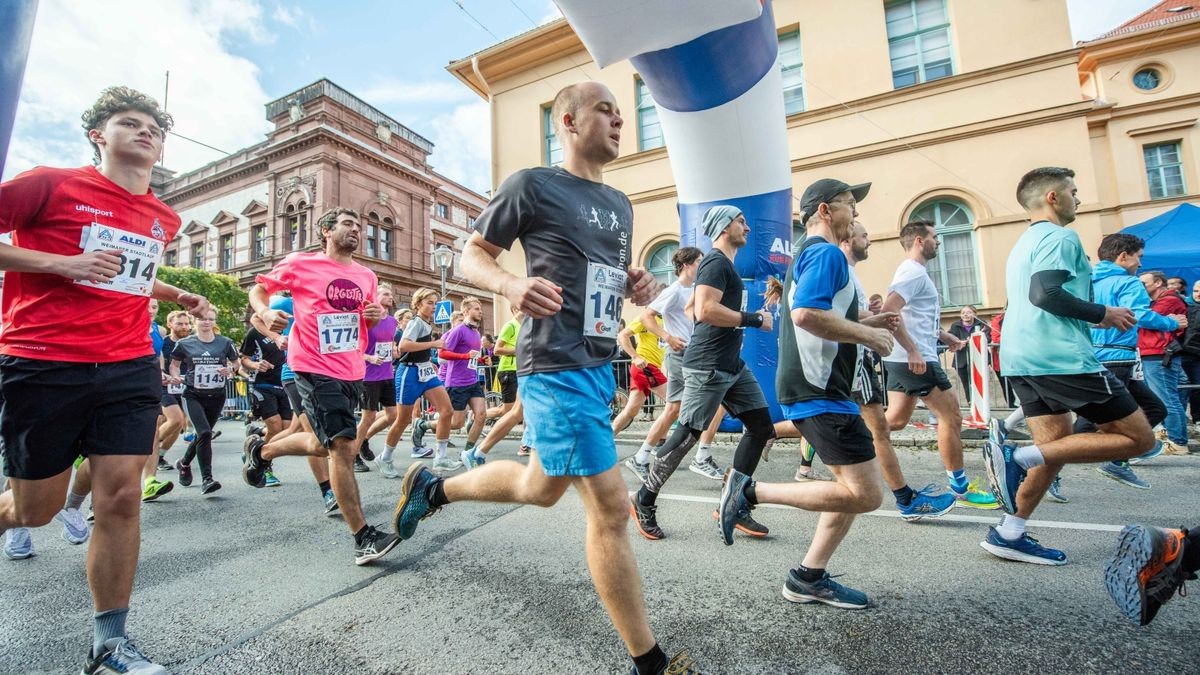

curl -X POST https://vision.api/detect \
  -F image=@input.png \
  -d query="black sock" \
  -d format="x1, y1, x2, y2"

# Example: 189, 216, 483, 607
1183, 527, 1200, 575
632, 643, 667, 675
353, 524, 369, 544
893, 485, 915, 506
318, 480, 331, 496
637, 485, 657, 507
428, 478, 449, 508
745, 480, 758, 505
796, 565, 824, 583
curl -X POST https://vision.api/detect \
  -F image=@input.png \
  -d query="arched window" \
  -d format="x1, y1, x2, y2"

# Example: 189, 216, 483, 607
909, 199, 978, 307
646, 241, 679, 286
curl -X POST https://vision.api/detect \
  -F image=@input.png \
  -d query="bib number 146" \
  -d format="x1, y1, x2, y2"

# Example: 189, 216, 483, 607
584, 262, 626, 340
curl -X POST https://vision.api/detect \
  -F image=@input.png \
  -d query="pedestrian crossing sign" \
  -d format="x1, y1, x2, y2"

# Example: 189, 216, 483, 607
434, 300, 453, 325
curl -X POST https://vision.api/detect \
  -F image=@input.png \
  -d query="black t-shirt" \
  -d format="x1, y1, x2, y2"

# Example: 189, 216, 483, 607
474, 166, 633, 376
397, 316, 434, 364
684, 249, 745, 373
170, 335, 239, 396
162, 336, 178, 373
240, 327, 285, 387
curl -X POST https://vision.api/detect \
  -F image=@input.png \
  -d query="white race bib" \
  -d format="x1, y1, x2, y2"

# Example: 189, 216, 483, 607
75, 223, 163, 297
375, 342, 392, 360
193, 364, 224, 390
245, 367, 258, 383
317, 313, 359, 354
167, 382, 184, 395
584, 262, 626, 339
467, 355, 479, 371
1132, 350, 1144, 381
417, 362, 437, 382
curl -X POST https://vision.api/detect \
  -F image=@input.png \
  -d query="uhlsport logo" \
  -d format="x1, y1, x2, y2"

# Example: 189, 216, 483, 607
151, 219, 166, 240
326, 279, 365, 311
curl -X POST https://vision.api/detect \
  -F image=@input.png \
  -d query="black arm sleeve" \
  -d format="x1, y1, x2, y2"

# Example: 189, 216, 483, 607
1028, 270, 1107, 324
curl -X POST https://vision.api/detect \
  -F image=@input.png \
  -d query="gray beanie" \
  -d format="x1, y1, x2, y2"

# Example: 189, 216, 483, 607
701, 205, 741, 241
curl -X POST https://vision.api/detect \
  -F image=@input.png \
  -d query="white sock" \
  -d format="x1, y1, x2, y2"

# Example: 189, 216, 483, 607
1005, 408, 1025, 428
381, 445, 395, 462
635, 442, 653, 464
65, 491, 87, 511
472, 447, 486, 459
436, 439, 448, 458
695, 443, 713, 463
996, 515, 1027, 540
1012, 445, 1045, 470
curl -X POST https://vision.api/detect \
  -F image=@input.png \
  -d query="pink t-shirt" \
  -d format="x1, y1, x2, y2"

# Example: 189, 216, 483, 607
256, 251, 377, 381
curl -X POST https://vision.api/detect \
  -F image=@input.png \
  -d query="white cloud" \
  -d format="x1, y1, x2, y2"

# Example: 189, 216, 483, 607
1066, 0, 1161, 42
427, 101, 491, 195
272, 4, 316, 32
360, 80, 476, 106
4, 0, 273, 181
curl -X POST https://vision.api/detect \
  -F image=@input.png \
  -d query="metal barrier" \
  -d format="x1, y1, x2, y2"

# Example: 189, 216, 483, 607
221, 376, 253, 421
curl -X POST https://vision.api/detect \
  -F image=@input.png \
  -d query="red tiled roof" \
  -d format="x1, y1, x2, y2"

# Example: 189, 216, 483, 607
1097, 1, 1200, 39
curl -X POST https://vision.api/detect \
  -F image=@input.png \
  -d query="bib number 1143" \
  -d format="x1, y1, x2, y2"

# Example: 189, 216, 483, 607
585, 262, 626, 340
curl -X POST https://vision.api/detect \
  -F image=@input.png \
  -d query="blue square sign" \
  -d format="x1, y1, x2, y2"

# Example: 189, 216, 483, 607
433, 300, 454, 325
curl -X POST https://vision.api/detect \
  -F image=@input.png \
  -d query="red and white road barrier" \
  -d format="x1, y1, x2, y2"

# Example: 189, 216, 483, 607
966, 329, 990, 428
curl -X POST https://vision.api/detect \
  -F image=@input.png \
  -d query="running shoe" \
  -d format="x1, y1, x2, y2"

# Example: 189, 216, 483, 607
988, 417, 1007, 447
211, 430, 222, 441
175, 460, 193, 487
461, 449, 485, 470
624, 457, 650, 482
353, 525, 400, 566
246, 424, 265, 439
1128, 441, 1163, 465
4, 528, 33, 560
201, 479, 222, 495
263, 471, 281, 488
446, 440, 458, 449
354, 456, 371, 473
141, 478, 174, 503
156, 456, 172, 472
781, 569, 869, 609
950, 481, 999, 510
432, 456, 462, 472
1098, 462, 1150, 489
688, 457, 723, 481
182, 431, 196, 443
517, 445, 532, 457
410, 446, 433, 459
626, 649, 702, 675
629, 496, 664, 540
411, 419, 429, 449
982, 438, 1025, 515
794, 465, 833, 482
55, 507, 91, 544
323, 489, 340, 517
377, 458, 399, 479
711, 509, 769, 538
1047, 475, 1069, 503
360, 440, 376, 462
393, 464, 442, 540
897, 485, 956, 522
761, 437, 776, 462
718, 468, 758, 546
83, 636, 167, 675
979, 526, 1067, 565
242, 437, 268, 488
1105, 524, 1193, 626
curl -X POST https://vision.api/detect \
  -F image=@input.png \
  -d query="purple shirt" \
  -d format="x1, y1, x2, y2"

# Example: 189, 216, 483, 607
363, 316, 398, 382
442, 322, 482, 388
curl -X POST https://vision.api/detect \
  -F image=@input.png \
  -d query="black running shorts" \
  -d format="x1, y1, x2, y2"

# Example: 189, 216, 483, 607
498, 370, 518, 404
883, 361, 952, 397
791, 413, 876, 466
294, 371, 362, 448
250, 384, 293, 421
448, 382, 485, 411
360, 379, 397, 411
1009, 371, 1138, 425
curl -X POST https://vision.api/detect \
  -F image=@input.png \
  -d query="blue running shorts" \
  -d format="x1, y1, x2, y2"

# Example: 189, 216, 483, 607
519, 364, 617, 477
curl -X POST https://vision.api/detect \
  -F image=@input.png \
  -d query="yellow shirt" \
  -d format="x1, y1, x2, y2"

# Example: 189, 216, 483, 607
628, 317, 664, 369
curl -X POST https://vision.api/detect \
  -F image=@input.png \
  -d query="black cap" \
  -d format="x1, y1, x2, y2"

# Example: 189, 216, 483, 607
798, 179, 871, 225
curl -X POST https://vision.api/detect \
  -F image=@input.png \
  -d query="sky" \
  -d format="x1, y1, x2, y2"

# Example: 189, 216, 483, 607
3, 0, 1161, 195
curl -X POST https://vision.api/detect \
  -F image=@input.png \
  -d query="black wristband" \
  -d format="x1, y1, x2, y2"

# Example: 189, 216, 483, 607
740, 311, 763, 328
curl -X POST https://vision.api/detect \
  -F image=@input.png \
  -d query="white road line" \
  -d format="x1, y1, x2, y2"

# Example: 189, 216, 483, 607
650, 492, 1125, 532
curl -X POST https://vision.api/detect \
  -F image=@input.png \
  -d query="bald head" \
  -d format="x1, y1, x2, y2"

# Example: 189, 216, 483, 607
549, 81, 622, 165
551, 82, 612, 139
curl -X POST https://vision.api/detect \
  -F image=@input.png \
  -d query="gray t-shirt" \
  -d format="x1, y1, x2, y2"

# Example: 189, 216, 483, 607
398, 316, 434, 365
475, 167, 633, 376
170, 335, 239, 396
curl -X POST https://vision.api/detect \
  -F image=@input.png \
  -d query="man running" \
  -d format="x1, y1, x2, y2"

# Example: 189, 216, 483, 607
631, 206, 775, 541
611, 312, 668, 436
391, 81, 695, 674
439, 297, 489, 469
0, 86, 209, 673
158, 310, 193, 464
243, 207, 399, 565
485, 306, 523, 420
142, 299, 175, 502
240, 314, 292, 487
882, 219, 998, 510
718, 177, 897, 608
984, 166, 1153, 565
355, 284, 399, 471
170, 308, 240, 494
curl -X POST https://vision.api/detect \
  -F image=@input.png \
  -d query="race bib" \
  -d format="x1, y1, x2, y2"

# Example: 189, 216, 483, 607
193, 364, 224, 390
318, 313, 359, 354
245, 367, 258, 383
417, 362, 437, 382
1132, 351, 1144, 381
75, 223, 162, 297
167, 382, 184, 395
375, 342, 392, 360
467, 355, 479, 371
584, 262, 626, 339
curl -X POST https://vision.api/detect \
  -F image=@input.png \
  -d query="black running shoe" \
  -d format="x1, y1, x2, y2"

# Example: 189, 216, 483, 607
246, 424, 265, 439
360, 440, 376, 462
157, 456, 172, 471
626, 649, 703, 674
175, 460, 193, 487
411, 419, 429, 449
242, 437, 268, 488
211, 430, 222, 441
354, 525, 399, 565
630, 495, 664, 540
201, 479, 222, 495
718, 468, 757, 546
354, 455, 370, 473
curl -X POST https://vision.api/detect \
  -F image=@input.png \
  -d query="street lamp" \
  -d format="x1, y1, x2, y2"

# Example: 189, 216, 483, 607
431, 244, 454, 299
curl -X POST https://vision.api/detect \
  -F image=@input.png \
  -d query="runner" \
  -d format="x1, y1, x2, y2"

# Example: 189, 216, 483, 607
437, 297, 489, 469
983, 166, 1153, 565
1106, 523, 1197, 625
354, 284, 399, 471
142, 299, 174, 501
610, 312, 668, 435
391, 81, 695, 674
486, 306, 523, 420
380, 288, 459, 474
0, 85, 209, 673
631, 206, 775, 541
718, 177, 897, 609
881, 219, 998, 510
243, 207, 399, 565
157, 309, 193, 466
240, 312, 291, 488
170, 307, 240, 494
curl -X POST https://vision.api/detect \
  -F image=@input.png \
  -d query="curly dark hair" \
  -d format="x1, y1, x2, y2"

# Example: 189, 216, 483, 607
80, 86, 173, 163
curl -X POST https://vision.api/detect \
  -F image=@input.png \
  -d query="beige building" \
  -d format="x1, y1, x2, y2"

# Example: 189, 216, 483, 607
448, 0, 1199, 327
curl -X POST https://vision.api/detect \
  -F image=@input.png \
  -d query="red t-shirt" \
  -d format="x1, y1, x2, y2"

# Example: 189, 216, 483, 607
0, 166, 181, 363
256, 251, 377, 381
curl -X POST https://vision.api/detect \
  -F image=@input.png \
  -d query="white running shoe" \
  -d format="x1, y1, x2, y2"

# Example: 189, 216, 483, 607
377, 458, 399, 479
4, 528, 33, 560
56, 507, 90, 544
432, 456, 463, 472
794, 466, 833, 482
688, 457, 724, 480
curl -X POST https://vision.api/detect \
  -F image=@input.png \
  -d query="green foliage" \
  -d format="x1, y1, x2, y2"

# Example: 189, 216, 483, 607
155, 266, 248, 342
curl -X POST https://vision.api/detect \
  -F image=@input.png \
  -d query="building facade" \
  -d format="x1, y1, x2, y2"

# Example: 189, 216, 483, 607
155, 79, 494, 332
447, 0, 1199, 328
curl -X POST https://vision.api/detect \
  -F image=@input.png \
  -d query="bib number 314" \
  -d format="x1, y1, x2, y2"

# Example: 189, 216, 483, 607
584, 262, 626, 340
75, 223, 162, 297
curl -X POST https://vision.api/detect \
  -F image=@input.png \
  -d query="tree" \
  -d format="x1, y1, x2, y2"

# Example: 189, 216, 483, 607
156, 266, 249, 342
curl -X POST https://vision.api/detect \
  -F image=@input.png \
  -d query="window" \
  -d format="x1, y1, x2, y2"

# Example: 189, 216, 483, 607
885, 0, 953, 89
468, 216, 476, 229
645, 241, 679, 286
380, 222, 392, 260
286, 203, 307, 251
436, 203, 448, 220
1145, 142, 1186, 199
1133, 68, 1162, 91
543, 106, 563, 167
910, 200, 978, 307
165, 248, 177, 267
252, 225, 267, 261
778, 30, 805, 115
220, 234, 234, 270
366, 223, 378, 257
636, 78, 663, 151
191, 241, 204, 269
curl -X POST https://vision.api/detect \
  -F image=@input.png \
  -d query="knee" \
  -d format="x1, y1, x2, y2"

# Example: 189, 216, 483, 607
13, 501, 59, 528
941, 407, 962, 425
887, 417, 906, 432
590, 496, 631, 533
855, 483, 884, 513
520, 485, 562, 508
96, 484, 143, 521
1131, 425, 1157, 454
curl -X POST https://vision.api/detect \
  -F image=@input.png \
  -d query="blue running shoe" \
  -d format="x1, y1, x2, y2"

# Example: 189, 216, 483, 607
982, 439, 1025, 515
989, 417, 1008, 447
717, 468, 754, 546
461, 449, 485, 470
263, 470, 281, 488
897, 484, 956, 522
323, 489, 340, 517
1128, 441, 1163, 466
1098, 462, 1150, 489
980, 526, 1067, 565
410, 446, 433, 459
781, 569, 869, 609
4, 528, 33, 560
1047, 475, 1069, 503
393, 464, 442, 541
183, 431, 196, 443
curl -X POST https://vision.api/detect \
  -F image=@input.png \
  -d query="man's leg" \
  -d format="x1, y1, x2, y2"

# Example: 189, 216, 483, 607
365, 405, 396, 439
612, 390, 648, 436
753, 460, 883, 516
327, 437, 367, 533
796, 462, 884, 569
157, 403, 185, 454
443, 446, 569, 505
0, 470, 74, 532
860, 404, 905, 491
885, 390, 919, 431
86, 454, 145, 611
1144, 359, 1187, 445
921, 387, 964, 471
476, 399, 523, 455
465, 396, 487, 446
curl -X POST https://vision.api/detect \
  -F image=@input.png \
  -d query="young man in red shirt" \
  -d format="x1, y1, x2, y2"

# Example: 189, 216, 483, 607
0, 86, 211, 674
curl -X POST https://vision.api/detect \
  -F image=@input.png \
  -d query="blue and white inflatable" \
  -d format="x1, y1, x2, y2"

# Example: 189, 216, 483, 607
555, 0, 793, 424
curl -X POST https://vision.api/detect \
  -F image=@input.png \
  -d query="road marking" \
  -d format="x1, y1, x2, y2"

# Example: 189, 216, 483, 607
651, 492, 1125, 532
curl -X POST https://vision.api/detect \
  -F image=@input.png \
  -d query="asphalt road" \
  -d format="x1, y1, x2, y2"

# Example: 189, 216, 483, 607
3, 421, 1198, 674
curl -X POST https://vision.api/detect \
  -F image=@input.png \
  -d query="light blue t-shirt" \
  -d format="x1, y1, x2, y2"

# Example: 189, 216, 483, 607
1000, 220, 1102, 376
271, 296, 296, 382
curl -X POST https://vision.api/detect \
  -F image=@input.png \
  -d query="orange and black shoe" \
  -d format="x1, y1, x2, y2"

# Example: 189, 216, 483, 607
711, 510, 769, 539
1105, 524, 1193, 625
630, 495, 664, 540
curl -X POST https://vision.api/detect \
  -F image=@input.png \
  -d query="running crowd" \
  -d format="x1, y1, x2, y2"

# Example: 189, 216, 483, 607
0, 84, 1196, 674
